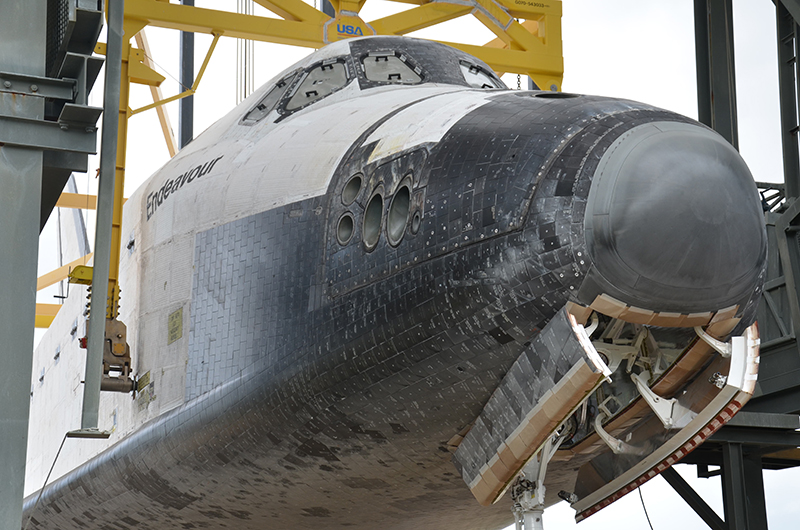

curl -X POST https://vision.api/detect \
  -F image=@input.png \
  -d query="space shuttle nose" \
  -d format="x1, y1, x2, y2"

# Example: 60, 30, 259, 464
582, 121, 766, 314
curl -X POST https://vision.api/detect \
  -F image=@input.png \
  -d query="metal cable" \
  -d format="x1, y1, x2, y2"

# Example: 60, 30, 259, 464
140, 51, 191, 92
23, 433, 68, 530
639, 486, 655, 530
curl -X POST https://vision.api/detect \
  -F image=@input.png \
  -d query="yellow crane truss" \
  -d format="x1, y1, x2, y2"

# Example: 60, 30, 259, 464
37, 0, 563, 327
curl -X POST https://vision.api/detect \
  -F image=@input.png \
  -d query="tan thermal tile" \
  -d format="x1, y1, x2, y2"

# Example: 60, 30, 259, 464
497, 443, 518, 470
480, 463, 500, 486
683, 312, 713, 327
649, 312, 687, 327
470, 478, 493, 507
566, 301, 594, 325
618, 305, 655, 325
506, 432, 528, 461
542, 388, 576, 421
489, 453, 511, 484
518, 413, 546, 447
707, 317, 740, 338
590, 294, 627, 318
709, 304, 739, 325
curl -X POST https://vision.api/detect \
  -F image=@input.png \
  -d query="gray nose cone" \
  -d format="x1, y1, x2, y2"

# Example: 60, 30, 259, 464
583, 121, 766, 313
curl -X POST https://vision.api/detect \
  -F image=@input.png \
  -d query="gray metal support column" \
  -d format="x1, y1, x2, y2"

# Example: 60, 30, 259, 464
82, 0, 124, 429
695, 0, 712, 128
742, 453, 768, 529
0, 3, 46, 528
721, 443, 769, 530
722, 443, 747, 530
0, 149, 43, 530
661, 467, 726, 530
694, 0, 739, 148
179, 0, 194, 149
777, 2, 800, 199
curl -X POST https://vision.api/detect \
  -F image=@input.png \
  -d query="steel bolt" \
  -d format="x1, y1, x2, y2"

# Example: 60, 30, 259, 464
30, 84, 38, 92
3, 81, 10, 88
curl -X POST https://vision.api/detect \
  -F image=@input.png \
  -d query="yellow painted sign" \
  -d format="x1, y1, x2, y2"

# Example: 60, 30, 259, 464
168, 307, 183, 344
137, 371, 151, 393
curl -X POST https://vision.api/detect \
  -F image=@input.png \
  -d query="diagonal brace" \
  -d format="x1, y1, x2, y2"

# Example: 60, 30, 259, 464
661, 467, 727, 530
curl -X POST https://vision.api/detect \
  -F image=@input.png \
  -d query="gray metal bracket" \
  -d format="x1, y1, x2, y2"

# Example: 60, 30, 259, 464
631, 371, 694, 429
58, 53, 104, 106
0, 71, 74, 99
694, 326, 733, 357
593, 412, 646, 455
58, 103, 103, 132
0, 114, 97, 154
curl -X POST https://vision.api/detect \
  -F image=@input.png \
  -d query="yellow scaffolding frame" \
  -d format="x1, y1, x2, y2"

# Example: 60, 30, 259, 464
40, 0, 563, 327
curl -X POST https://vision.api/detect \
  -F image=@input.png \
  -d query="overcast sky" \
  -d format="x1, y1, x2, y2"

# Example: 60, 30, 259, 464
37, 0, 798, 528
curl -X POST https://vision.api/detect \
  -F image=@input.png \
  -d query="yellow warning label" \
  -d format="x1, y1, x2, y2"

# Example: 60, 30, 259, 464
168, 307, 183, 345
137, 371, 151, 393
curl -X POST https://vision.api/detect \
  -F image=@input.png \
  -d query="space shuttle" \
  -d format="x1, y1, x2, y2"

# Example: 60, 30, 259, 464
24, 36, 765, 530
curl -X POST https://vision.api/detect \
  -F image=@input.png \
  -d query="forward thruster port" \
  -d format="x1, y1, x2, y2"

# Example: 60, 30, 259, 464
363, 192, 383, 249
337, 213, 355, 245
342, 174, 362, 205
387, 183, 411, 246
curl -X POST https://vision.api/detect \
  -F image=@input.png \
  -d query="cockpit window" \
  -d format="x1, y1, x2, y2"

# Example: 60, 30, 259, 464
242, 72, 298, 125
459, 61, 502, 89
286, 59, 348, 111
362, 52, 422, 84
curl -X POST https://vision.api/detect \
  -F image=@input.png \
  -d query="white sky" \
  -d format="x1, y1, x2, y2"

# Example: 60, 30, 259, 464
35, 0, 799, 528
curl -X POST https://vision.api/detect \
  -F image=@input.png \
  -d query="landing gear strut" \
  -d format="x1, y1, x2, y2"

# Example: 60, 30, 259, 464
510, 432, 565, 530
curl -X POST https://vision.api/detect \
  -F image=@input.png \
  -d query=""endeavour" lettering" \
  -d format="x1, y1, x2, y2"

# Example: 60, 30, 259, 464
146, 155, 224, 221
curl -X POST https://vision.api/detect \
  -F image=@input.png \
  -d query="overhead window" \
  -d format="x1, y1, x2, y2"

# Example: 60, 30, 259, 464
362, 53, 422, 85
286, 59, 348, 111
460, 61, 502, 89
242, 72, 297, 125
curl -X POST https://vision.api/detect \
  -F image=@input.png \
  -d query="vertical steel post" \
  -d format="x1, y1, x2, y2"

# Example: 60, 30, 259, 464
742, 454, 768, 529
777, 2, 800, 199
81, 0, 125, 429
721, 443, 767, 530
694, 0, 739, 149
179, 0, 194, 149
0, 3, 46, 527
722, 442, 747, 530
694, 0, 712, 127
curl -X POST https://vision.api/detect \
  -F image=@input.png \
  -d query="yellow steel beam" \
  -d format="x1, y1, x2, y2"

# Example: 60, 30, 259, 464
484, 19, 539, 49
441, 40, 560, 74
128, 47, 166, 86
123, 0, 562, 83
56, 192, 97, 210
68, 265, 94, 285
125, 0, 326, 48
35, 304, 61, 329
253, 0, 329, 24
134, 30, 178, 157
105, 34, 132, 320
369, 3, 473, 36
130, 32, 220, 116
37, 254, 94, 291
55, 193, 127, 210
495, 0, 560, 20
